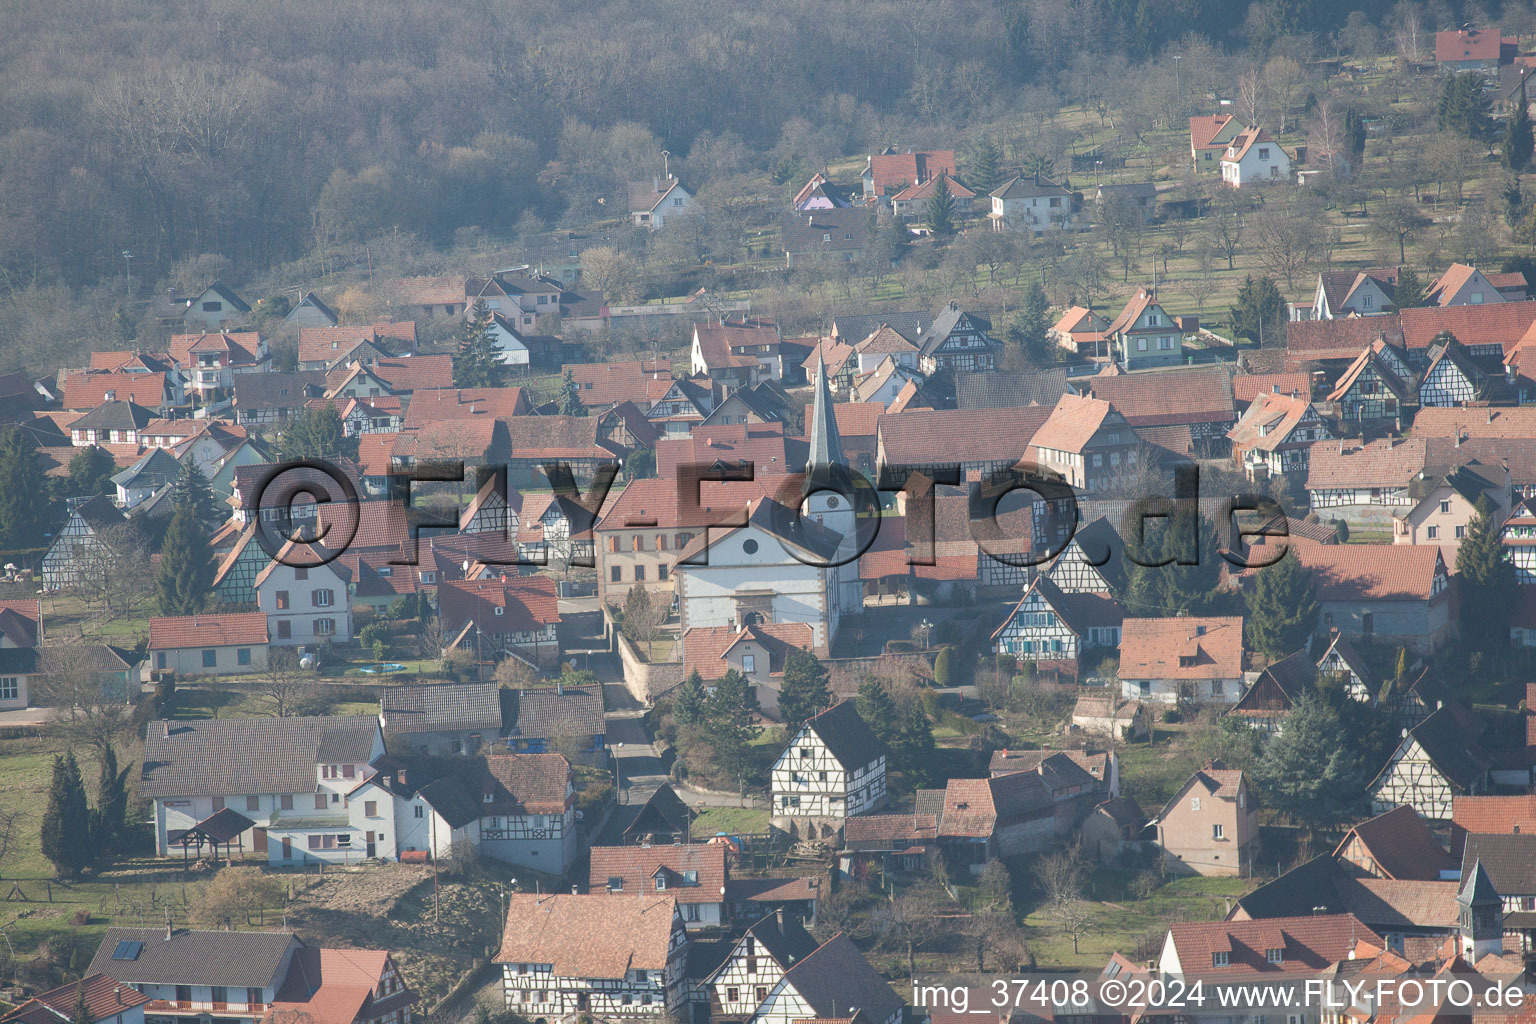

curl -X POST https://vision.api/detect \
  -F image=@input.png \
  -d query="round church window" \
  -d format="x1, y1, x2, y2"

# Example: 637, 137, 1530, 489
743, 539, 759, 554
826, 495, 840, 508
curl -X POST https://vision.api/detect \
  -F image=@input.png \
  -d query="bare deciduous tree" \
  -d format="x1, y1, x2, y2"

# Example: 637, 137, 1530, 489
36, 645, 132, 751
1250, 201, 1327, 290
0, 807, 23, 880
1236, 65, 1264, 126
252, 648, 318, 717
1035, 843, 1093, 954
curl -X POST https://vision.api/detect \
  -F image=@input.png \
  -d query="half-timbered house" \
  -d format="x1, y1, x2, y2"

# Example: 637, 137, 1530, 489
915, 303, 999, 375
1227, 390, 1330, 483
495, 894, 687, 1020
42, 495, 130, 591
1225, 649, 1316, 734
591, 844, 728, 929
770, 701, 887, 838
1317, 630, 1380, 704
1327, 342, 1413, 424
1504, 495, 1536, 585
1333, 805, 1457, 881
1045, 516, 1127, 595
990, 575, 1123, 672
704, 914, 903, 1024
1419, 335, 1490, 406
1369, 706, 1491, 821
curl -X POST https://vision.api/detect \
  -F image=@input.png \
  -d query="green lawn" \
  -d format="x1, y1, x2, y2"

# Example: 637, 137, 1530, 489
689, 806, 770, 838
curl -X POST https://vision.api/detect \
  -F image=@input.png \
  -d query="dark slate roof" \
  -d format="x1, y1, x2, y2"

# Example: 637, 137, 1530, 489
1460, 835, 1536, 895
831, 312, 925, 344
379, 683, 504, 736
623, 782, 694, 842
800, 700, 887, 771
780, 209, 870, 255
1231, 854, 1347, 919
0, 648, 38, 674
87, 928, 295, 988
232, 371, 328, 408
954, 369, 1071, 410
415, 775, 484, 828
72, 494, 129, 532
169, 806, 256, 846
740, 910, 819, 971
1409, 706, 1493, 789
69, 400, 156, 431
782, 932, 904, 1023
509, 687, 605, 739
141, 716, 379, 798
917, 303, 993, 357
111, 447, 182, 489
198, 281, 251, 314
38, 645, 133, 673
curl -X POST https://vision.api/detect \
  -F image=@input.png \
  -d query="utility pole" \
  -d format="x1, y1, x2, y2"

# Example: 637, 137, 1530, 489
430, 816, 440, 923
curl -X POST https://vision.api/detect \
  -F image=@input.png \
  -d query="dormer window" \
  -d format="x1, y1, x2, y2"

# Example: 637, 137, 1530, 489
483, 792, 493, 803
655, 876, 667, 891
1267, 948, 1283, 963
608, 876, 624, 891
683, 870, 698, 884
1213, 952, 1229, 967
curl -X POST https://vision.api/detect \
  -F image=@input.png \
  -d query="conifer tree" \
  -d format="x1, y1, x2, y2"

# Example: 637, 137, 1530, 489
855, 677, 900, 750
673, 669, 707, 727
71, 987, 92, 1024
560, 368, 585, 417
1507, 78, 1533, 172
925, 173, 956, 238
1245, 550, 1320, 658
704, 669, 761, 781
278, 405, 353, 462
156, 504, 215, 616
93, 742, 130, 853
169, 459, 220, 527
67, 446, 117, 498
894, 702, 936, 785
966, 135, 1003, 197
1393, 266, 1427, 309
453, 299, 504, 388
1253, 693, 1364, 825
778, 650, 829, 735
40, 752, 91, 877
0, 426, 52, 549
1005, 283, 1053, 363
1456, 495, 1516, 647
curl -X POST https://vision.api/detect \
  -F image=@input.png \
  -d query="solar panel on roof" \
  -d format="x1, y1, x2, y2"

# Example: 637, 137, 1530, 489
111, 939, 143, 960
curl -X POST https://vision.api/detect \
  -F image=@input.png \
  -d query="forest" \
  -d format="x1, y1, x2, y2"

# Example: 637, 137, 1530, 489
0, 0, 1527, 374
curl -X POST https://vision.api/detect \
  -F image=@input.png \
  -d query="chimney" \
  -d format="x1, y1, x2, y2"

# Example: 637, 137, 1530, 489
775, 906, 786, 929
1487, 409, 1494, 424
162, 720, 170, 739
653, 174, 660, 192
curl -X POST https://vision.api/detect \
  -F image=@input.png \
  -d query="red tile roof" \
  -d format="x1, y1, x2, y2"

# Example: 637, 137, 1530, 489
367, 355, 452, 393
148, 612, 269, 650
1087, 365, 1235, 426
437, 576, 559, 634
495, 893, 678, 975
694, 321, 777, 371
680, 623, 814, 680
565, 360, 673, 408
402, 387, 531, 427
657, 422, 796, 482
168, 331, 263, 367
482, 752, 571, 814
1189, 114, 1235, 151
61, 371, 169, 411
1398, 301, 1536, 352
1232, 372, 1312, 405
1306, 438, 1428, 490
1246, 539, 1446, 601
1119, 617, 1244, 679
890, 174, 975, 202
867, 150, 957, 194
2, 974, 150, 1024
1435, 27, 1513, 63
878, 407, 1051, 465
1334, 805, 1457, 880
1452, 794, 1536, 835
589, 843, 727, 902
1410, 406, 1536, 441
598, 474, 800, 532
1029, 393, 1117, 453
1166, 914, 1382, 977
297, 323, 415, 366
1284, 317, 1404, 366
268, 949, 410, 1024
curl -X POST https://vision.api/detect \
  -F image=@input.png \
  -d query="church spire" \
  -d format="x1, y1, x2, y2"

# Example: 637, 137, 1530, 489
809, 348, 845, 468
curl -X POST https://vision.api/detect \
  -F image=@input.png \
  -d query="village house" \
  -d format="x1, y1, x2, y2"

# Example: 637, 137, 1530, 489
1219, 126, 1291, 187
1369, 706, 1491, 821
1225, 649, 1316, 734
146, 612, 269, 679
178, 282, 251, 329
496, 893, 687, 1020
590, 844, 729, 929
863, 148, 956, 199
1316, 630, 1380, 704
890, 172, 975, 219
254, 540, 354, 647
1080, 796, 1145, 864
629, 175, 694, 229
1189, 113, 1242, 173
623, 784, 694, 846
1118, 616, 1245, 706
68, 399, 155, 447
1150, 762, 1259, 876
1391, 463, 1511, 560
503, 686, 606, 761
933, 770, 1074, 869
297, 324, 416, 372
770, 701, 887, 838
435, 576, 560, 669
1418, 334, 1493, 406
1106, 289, 1182, 370
792, 172, 859, 210
377, 682, 504, 756
1312, 267, 1402, 320
139, 715, 385, 858
62, 370, 182, 415
1459, 835, 1536, 929
1086, 363, 1237, 457
986, 174, 1079, 234
1503, 495, 1536, 585
1436, 27, 1517, 72
0, 974, 149, 1024
1327, 342, 1414, 424
1027, 394, 1144, 493
1425, 263, 1509, 308
0, 600, 40, 712
1070, 692, 1149, 742
703, 917, 904, 1024
990, 574, 1123, 673
914, 302, 1000, 374
1333, 805, 1458, 881
168, 331, 268, 404
680, 622, 816, 717
1050, 306, 1112, 358
1158, 913, 1382, 976
1227, 389, 1330, 482
282, 292, 338, 328
42, 495, 130, 591
780, 209, 868, 266
691, 319, 783, 392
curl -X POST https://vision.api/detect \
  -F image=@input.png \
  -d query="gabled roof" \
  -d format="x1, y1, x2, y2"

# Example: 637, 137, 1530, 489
877, 406, 1050, 466
401, 387, 531, 427
1425, 263, 1497, 306
589, 843, 727, 903
794, 700, 887, 772
1326, 344, 1412, 402
140, 716, 379, 798
188, 281, 250, 314
954, 369, 1070, 410
1189, 114, 1236, 151
495, 893, 678, 976
830, 312, 925, 344
1459, 835, 1536, 895
1335, 805, 1457, 880
1119, 617, 1244, 680
1165, 914, 1381, 977
866, 150, 956, 193
890, 173, 975, 202
62, 371, 171, 411
1229, 650, 1315, 717
675, 496, 842, 565
1222, 126, 1282, 164
268, 948, 412, 1024
1397, 706, 1493, 791
0, 974, 150, 1024
623, 783, 693, 842
508, 687, 605, 739
1052, 305, 1112, 338
436, 576, 559, 635
1317, 631, 1377, 691
480, 752, 571, 814
88, 928, 294, 988
1248, 539, 1446, 602
681, 623, 815, 681
1411, 405, 1536, 441
990, 173, 1071, 199
378, 682, 503, 735
781, 208, 870, 254
1435, 27, 1513, 63
1399, 301, 1536, 352
779, 933, 904, 1024
1104, 288, 1162, 338
1087, 364, 1235, 427
940, 771, 1052, 838
1228, 391, 1318, 453
1027, 393, 1121, 454
1452, 794, 1536, 836
69, 399, 156, 431
148, 612, 269, 650
628, 177, 687, 214
917, 303, 993, 357
1306, 438, 1428, 491
283, 292, 338, 325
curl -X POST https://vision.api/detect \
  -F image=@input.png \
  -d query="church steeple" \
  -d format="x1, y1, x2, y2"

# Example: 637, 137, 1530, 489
808, 348, 845, 469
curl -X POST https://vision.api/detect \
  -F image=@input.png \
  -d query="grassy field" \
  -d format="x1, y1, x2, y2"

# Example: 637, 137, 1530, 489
689, 806, 770, 838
